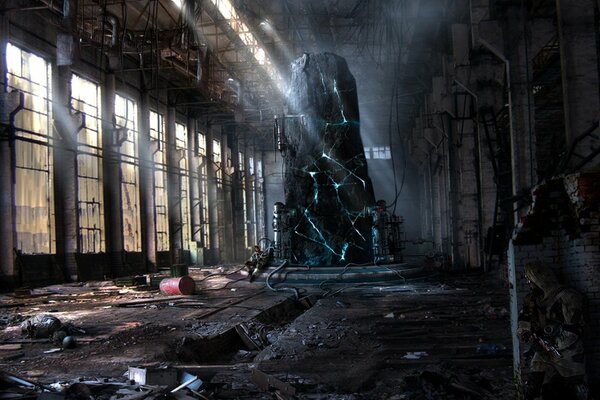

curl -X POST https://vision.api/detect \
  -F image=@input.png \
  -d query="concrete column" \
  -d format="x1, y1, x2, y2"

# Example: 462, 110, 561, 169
557, 0, 600, 171
445, 112, 462, 267
505, 5, 536, 209
101, 73, 124, 273
440, 139, 452, 256
431, 156, 442, 251
205, 125, 220, 263
250, 146, 259, 245
229, 125, 244, 261
214, 127, 225, 261
188, 118, 202, 244
221, 125, 234, 261
256, 151, 267, 242
166, 106, 182, 265
0, 15, 16, 288
454, 112, 482, 268
244, 141, 256, 247
52, 64, 79, 280
139, 90, 156, 271
418, 168, 427, 239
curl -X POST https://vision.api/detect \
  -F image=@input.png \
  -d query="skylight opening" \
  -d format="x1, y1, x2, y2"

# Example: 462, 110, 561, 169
209, 0, 275, 72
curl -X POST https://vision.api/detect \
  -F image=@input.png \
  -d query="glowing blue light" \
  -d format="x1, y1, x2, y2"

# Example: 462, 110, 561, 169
340, 243, 349, 261
333, 79, 348, 124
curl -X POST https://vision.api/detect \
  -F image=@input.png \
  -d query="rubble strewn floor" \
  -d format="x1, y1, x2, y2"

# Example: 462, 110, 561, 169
0, 267, 516, 399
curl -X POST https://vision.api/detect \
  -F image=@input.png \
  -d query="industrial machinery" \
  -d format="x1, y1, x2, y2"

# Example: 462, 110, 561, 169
272, 202, 291, 260
371, 200, 405, 263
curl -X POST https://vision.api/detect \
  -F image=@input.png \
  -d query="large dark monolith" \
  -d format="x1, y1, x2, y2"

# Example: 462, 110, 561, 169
284, 53, 375, 265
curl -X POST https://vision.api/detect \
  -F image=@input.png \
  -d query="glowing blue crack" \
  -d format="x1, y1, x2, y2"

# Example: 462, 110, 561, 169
321, 152, 366, 189
308, 170, 319, 204
340, 242, 349, 261
333, 79, 348, 124
293, 132, 373, 263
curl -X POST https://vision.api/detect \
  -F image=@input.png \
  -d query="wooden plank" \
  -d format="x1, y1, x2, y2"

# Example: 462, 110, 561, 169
0, 302, 26, 308
116, 296, 191, 307
0, 344, 22, 350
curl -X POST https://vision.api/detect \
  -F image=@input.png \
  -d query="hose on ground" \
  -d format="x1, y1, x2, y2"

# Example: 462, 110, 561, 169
266, 260, 300, 300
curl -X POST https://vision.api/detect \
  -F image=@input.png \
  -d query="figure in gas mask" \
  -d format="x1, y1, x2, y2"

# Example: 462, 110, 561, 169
518, 262, 591, 400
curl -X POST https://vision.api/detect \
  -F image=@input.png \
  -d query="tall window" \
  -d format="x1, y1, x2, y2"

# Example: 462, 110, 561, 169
6, 43, 55, 254
371, 146, 391, 159
197, 131, 210, 247
256, 158, 264, 241
212, 138, 223, 248
176, 122, 191, 250
114, 94, 141, 252
257, 159, 263, 179
238, 151, 248, 248
71, 74, 104, 253
213, 139, 222, 188
248, 156, 257, 245
150, 111, 169, 251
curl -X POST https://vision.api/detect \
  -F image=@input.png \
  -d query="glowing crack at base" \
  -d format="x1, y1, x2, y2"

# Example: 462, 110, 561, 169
292, 147, 371, 263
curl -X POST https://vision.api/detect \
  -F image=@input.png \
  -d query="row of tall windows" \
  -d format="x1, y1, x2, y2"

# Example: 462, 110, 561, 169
7, 43, 55, 254
71, 74, 105, 253
5, 43, 259, 256
175, 122, 191, 250
197, 130, 210, 248
150, 111, 169, 251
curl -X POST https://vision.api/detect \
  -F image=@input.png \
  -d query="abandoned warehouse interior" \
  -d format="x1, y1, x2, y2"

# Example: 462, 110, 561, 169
0, 0, 600, 399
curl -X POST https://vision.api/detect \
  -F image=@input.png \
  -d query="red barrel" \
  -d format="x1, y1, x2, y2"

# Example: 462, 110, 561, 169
159, 276, 195, 295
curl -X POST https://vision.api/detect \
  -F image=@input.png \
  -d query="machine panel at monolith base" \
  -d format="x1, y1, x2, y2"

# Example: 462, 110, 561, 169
284, 52, 375, 265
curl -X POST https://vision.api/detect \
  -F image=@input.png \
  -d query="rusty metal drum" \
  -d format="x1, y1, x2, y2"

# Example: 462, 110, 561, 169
159, 276, 195, 295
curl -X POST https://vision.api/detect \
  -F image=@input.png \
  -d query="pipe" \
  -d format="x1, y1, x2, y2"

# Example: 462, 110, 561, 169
266, 260, 299, 299
38, 0, 64, 14
478, 38, 517, 217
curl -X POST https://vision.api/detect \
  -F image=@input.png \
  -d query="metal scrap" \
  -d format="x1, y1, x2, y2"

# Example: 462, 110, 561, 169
251, 369, 296, 398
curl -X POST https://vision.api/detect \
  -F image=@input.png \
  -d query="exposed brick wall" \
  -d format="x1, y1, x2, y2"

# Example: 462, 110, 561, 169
508, 173, 600, 386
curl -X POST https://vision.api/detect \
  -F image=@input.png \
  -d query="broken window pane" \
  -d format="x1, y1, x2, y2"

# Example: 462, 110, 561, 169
150, 111, 169, 251
7, 43, 55, 254
248, 156, 254, 176
238, 151, 248, 248
255, 159, 264, 241
364, 146, 371, 159
372, 146, 391, 160
197, 130, 210, 248
176, 122, 191, 250
71, 74, 105, 253
213, 139, 222, 188
115, 94, 141, 252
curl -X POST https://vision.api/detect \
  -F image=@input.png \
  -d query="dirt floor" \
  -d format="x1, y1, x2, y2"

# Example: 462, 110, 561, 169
0, 266, 517, 399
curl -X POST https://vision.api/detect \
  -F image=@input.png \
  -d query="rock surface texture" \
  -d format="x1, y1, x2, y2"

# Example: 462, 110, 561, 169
285, 53, 375, 265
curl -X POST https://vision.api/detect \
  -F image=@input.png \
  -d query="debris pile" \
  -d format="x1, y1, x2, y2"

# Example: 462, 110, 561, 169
0, 368, 216, 400
398, 369, 501, 399
0, 314, 25, 330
